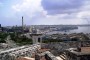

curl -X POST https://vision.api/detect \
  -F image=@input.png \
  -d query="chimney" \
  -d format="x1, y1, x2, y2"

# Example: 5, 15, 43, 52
22, 16, 24, 33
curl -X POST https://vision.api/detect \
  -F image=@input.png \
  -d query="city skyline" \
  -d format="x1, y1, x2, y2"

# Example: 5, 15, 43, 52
0, 0, 90, 26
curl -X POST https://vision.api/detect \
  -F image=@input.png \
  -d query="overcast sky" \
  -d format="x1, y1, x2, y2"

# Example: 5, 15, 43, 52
0, 0, 90, 26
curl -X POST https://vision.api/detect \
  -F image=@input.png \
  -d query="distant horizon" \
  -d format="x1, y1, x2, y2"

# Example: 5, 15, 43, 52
1, 24, 90, 27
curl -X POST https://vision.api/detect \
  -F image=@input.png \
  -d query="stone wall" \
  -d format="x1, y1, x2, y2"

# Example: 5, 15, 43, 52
0, 43, 41, 60
45, 51, 58, 60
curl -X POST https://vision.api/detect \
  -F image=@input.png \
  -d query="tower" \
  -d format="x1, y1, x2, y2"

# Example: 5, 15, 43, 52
22, 16, 24, 33
30, 34, 42, 44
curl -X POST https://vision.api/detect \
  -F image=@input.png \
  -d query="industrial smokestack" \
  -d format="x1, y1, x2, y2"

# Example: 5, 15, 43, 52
22, 16, 24, 33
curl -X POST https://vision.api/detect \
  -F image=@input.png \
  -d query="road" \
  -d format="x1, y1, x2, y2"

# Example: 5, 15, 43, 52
5, 35, 18, 48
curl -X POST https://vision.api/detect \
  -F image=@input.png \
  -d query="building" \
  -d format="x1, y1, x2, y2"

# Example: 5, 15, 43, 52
65, 47, 90, 60
65, 41, 90, 60
0, 43, 41, 60
0, 24, 2, 32
0, 24, 1, 28
17, 57, 35, 60
29, 26, 33, 33
30, 34, 42, 44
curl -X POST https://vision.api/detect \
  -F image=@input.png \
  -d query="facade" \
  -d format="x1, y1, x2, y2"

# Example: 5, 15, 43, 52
45, 51, 58, 60
65, 47, 90, 60
65, 41, 90, 60
0, 24, 1, 28
30, 34, 42, 44
0, 28, 2, 32
0, 24, 2, 32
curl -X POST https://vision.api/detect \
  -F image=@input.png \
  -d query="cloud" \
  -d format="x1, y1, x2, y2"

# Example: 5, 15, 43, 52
11, 0, 48, 25
0, 0, 90, 26
12, 0, 43, 16
77, 0, 90, 21
9, 0, 90, 25
41, 0, 85, 15
12, 0, 40, 11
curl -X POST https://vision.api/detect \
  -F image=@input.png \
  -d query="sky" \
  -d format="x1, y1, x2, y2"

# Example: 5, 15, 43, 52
0, 0, 90, 26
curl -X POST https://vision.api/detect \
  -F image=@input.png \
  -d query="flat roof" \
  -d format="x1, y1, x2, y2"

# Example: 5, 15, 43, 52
17, 57, 35, 60
56, 56, 63, 60
81, 47, 90, 53
66, 47, 90, 56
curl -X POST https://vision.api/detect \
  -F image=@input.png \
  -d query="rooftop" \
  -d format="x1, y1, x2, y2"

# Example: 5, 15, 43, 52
16, 57, 35, 60
66, 47, 90, 56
